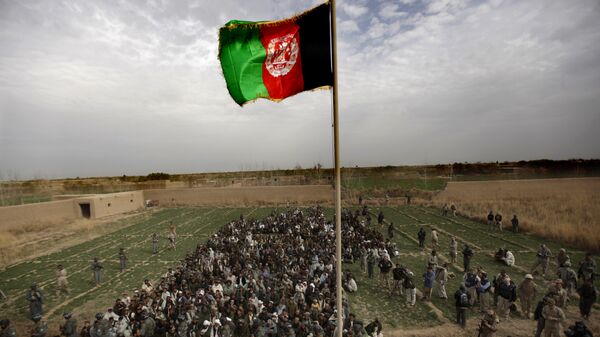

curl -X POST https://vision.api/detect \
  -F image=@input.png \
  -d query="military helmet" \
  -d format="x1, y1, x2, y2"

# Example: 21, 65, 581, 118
95, 313, 103, 320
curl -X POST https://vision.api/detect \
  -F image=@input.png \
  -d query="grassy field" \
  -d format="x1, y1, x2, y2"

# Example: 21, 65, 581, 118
1, 205, 597, 335
432, 178, 600, 251
342, 177, 447, 191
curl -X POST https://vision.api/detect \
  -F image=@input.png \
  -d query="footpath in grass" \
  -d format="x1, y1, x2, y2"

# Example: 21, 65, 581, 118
0, 207, 275, 322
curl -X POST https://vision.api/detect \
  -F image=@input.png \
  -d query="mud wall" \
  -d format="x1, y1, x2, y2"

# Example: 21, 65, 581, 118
143, 185, 333, 206
0, 200, 77, 229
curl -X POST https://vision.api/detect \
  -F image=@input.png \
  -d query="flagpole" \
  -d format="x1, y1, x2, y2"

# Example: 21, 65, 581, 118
329, 0, 343, 336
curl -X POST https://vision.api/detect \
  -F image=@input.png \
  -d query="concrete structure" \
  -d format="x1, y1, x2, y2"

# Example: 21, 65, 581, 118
73, 191, 144, 219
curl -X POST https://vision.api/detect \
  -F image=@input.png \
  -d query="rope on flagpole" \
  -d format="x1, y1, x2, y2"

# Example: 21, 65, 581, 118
329, 1, 343, 337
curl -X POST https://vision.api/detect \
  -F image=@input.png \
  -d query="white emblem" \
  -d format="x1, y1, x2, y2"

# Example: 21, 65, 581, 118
265, 33, 299, 77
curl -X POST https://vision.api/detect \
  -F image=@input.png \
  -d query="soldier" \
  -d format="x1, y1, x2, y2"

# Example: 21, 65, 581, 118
377, 211, 384, 226
140, 313, 155, 337
56, 265, 69, 296
541, 298, 565, 337
118, 248, 128, 272
478, 310, 498, 337
577, 279, 597, 320
531, 244, 552, 277
91, 313, 108, 337
25, 284, 43, 321
578, 253, 596, 283
441, 203, 449, 216
449, 237, 457, 264
151, 233, 159, 254
387, 222, 394, 239
556, 248, 570, 268
0, 319, 16, 337
31, 314, 48, 337
518, 274, 537, 319
91, 258, 103, 285
462, 244, 474, 272
511, 215, 519, 233
557, 261, 578, 298
80, 321, 91, 337
61, 312, 78, 337
417, 227, 426, 250
487, 211, 494, 231
494, 213, 503, 231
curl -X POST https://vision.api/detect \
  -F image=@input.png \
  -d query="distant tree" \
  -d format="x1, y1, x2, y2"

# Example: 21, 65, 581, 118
144, 172, 171, 181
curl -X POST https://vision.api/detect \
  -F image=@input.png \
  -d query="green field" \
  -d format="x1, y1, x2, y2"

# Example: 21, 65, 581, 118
0, 205, 595, 330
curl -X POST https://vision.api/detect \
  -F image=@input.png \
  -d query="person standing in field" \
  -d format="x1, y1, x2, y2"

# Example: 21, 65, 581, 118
151, 233, 159, 254
26, 283, 43, 321
118, 248, 128, 272
431, 229, 439, 248
435, 263, 449, 299
478, 310, 498, 337
518, 274, 537, 319
462, 244, 474, 272
91, 258, 103, 285
494, 213, 503, 231
487, 211, 495, 231
31, 314, 48, 337
417, 227, 426, 250
377, 211, 384, 226
478, 272, 493, 312
496, 277, 517, 321
422, 266, 435, 302
577, 279, 597, 320
449, 236, 458, 264
532, 244, 552, 277
404, 271, 417, 306
542, 298, 565, 337
511, 215, 519, 233
378, 255, 393, 289
427, 250, 438, 271
557, 261, 578, 298
450, 204, 457, 216
0, 320, 16, 337
56, 264, 69, 296
464, 268, 480, 306
387, 222, 395, 239
454, 284, 470, 328
578, 253, 596, 283
61, 312, 78, 337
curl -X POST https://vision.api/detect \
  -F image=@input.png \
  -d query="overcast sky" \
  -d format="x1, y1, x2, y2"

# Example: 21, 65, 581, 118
1, 0, 599, 179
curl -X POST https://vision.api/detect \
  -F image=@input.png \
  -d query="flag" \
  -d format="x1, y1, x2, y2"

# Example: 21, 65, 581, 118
218, 3, 332, 106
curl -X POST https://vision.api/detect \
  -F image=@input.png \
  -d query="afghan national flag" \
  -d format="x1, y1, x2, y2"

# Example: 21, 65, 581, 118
218, 3, 332, 106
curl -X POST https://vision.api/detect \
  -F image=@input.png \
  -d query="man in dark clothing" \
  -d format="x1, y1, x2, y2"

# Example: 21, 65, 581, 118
511, 215, 519, 233
534, 297, 549, 337
487, 211, 494, 231
462, 245, 474, 272
364, 318, 382, 337
577, 280, 597, 320
387, 222, 395, 239
377, 211, 384, 226
417, 228, 426, 250
61, 312, 78, 337
454, 285, 470, 328
0, 319, 16, 337
26, 283, 43, 321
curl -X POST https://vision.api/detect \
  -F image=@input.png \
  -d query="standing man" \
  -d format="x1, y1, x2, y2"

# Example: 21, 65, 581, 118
377, 211, 384, 226
449, 237, 458, 264
557, 261, 578, 298
26, 284, 43, 321
462, 244, 474, 272
91, 258, 103, 285
434, 263, 449, 300
427, 250, 438, 272
367, 249, 377, 279
61, 312, 78, 337
431, 229, 439, 249
387, 222, 395, 239
478, 310, 498, 337
496, 277, 517, 321
378, 255, 393, 289
487, 211, 495, 231
578, 253, 596, 283
542, 298, 565, 337
404, 271, 416, 307
494, 213, 503, 231
464, 269, 480, 306
532, 244, 552, 277
577, 280, 597, 320
417, 227, 426, 250
151, 233, 159, 254
454, 285, 470, 328
518, 274, 537, 319
118, 248, 128, 272
511, 215, 519, 233
56, 265, 69, 296
478, 272, 493, 313
422, 266, 435, 302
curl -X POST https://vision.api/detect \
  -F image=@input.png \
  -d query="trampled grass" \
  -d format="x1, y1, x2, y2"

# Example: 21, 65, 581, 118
1, 205, 596, 334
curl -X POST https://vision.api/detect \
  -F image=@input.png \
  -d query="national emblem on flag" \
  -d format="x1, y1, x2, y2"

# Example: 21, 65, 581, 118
218, 3, 333, 105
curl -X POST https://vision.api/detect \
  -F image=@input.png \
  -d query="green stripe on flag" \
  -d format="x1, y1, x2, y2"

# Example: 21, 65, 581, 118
219, 24, 269, 105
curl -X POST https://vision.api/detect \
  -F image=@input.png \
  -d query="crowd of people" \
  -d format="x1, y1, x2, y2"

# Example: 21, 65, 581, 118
1, 204, 598, 337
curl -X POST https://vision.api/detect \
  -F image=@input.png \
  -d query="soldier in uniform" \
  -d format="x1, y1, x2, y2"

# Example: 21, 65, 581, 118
518, 274, 537, 319
478, 310, 498, 337
90, 313, 108, 337
557, 261, 578, 298
531, 244, 552, 277
140, 313, 155, 337
462, 244, 474, 272
541, 298, 565, 337
56, 265, 69, 296
25, 284, 43, 321
61, 312, 78, 337
31, 314, 48, 337
578, 253, 596, 283
556, 248, 570, 268
91, 258, 103, 285
0, 320, 16, 337
118, 248, 128, 272
577, 279, 597, 320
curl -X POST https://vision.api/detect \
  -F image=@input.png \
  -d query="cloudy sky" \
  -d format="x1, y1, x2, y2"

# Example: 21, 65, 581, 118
1, 0, 599, 179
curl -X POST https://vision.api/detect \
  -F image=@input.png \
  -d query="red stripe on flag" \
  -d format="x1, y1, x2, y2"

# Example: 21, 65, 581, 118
259, 22, 304, 100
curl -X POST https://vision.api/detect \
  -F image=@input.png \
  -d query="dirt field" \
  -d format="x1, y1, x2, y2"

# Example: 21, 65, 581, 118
432, 177, 600, 251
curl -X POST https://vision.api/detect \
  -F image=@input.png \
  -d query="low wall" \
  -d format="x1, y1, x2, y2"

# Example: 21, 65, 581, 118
143, 185, 333, 206
0, 199, 77, 230
75, 191, 145, 218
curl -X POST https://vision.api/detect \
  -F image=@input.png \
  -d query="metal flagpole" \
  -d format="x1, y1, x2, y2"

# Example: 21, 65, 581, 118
329, 1, 343, 336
